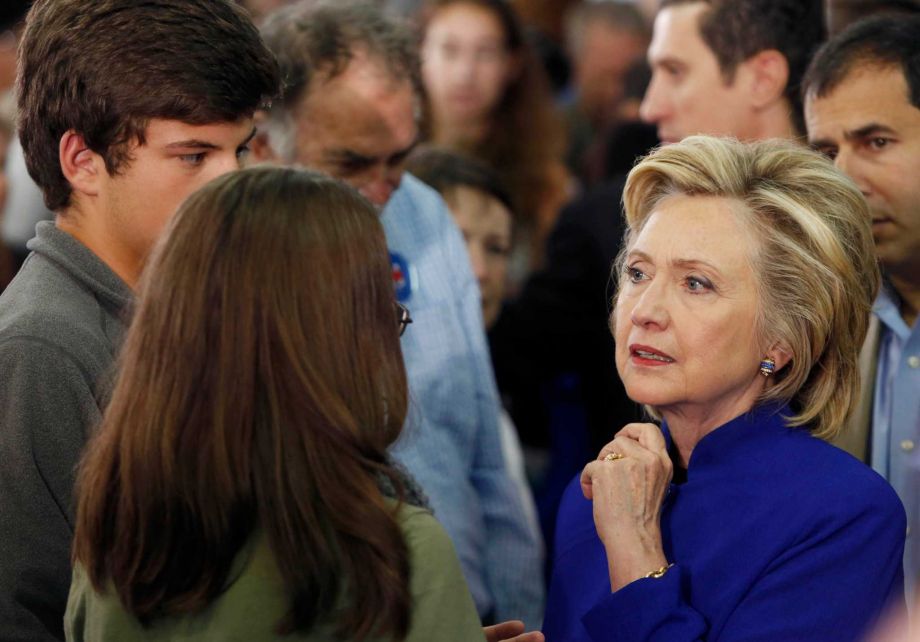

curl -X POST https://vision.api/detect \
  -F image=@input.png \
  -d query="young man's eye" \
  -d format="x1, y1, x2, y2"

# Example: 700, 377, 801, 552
179, 152, 206, 166
236, 145, 251, 160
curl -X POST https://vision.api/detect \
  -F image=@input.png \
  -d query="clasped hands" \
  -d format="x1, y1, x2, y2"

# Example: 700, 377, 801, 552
581, 423, 673, 591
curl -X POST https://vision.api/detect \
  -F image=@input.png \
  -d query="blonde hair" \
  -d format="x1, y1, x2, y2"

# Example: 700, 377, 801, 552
618, 136, 879, 440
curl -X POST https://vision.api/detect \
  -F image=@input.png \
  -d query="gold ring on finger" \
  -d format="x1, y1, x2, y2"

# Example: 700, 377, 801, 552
603, 452, 624, 462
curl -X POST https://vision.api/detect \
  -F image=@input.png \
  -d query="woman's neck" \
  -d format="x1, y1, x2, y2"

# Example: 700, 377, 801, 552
660, 395, 761, 467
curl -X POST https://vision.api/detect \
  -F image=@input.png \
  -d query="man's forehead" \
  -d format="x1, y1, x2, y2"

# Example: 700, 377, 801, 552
806, 65, 916, 133
317, 47, 413, 98
141, 117, 255, 145
649, 2, 709, 62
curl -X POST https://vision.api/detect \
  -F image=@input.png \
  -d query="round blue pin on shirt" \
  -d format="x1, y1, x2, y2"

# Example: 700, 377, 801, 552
390, 252, 416, 303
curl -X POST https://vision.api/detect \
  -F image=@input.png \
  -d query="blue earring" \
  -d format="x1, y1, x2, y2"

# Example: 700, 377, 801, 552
759, 357, 776, 377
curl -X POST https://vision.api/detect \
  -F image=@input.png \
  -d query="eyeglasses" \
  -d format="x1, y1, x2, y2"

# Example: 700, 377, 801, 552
396, 302, 413, 336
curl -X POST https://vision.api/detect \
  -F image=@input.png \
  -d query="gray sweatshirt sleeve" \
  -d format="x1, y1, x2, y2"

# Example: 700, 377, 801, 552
0, 337, 100, 642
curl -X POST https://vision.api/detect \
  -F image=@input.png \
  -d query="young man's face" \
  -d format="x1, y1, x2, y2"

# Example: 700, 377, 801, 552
287, 52, 418, 208
639, 2, 755, 143
806, 66, 920, 281
99, 118, 255, 275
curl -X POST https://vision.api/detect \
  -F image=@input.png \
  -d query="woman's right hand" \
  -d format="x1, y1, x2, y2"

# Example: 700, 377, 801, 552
580, 423, 673, 590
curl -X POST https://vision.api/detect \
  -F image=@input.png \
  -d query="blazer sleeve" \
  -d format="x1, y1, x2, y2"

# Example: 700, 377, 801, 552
581, 481, 906, 642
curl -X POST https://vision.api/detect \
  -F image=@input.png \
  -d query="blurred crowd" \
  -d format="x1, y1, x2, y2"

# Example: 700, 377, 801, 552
1, 0, 919, 641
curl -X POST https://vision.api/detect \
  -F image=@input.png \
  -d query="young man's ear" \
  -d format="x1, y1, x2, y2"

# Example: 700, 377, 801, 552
59, 130, 103, 197
248, 110, 281, 164
744, 49, 789, 111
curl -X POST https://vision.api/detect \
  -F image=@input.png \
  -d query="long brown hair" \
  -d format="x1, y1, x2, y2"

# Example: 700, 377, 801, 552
73, 166, 411, 639
420, 0, 566, 227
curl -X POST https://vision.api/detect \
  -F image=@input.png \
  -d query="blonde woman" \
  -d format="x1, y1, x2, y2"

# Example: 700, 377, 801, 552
545, 136, 905, 641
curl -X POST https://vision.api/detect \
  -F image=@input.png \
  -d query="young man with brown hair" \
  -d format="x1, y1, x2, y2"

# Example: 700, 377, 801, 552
0, 2, 278, 639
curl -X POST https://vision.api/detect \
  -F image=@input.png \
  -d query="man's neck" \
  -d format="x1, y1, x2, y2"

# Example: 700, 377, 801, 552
752, 105, 799, 143
55, 207, 138, 289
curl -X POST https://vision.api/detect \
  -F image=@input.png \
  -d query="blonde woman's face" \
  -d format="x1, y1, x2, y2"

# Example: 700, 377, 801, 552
614, 194, 767, 426
421, 3, 514, 126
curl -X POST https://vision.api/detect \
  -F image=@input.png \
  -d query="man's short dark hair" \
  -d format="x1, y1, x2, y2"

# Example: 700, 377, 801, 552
802, 14, 920, 110
260, 1, 421, 114
17, 0, 280, 211
661, 0, 826, 135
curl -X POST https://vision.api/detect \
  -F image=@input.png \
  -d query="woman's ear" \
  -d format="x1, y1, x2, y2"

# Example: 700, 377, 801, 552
766, 341, 793, 373
59, 130, 103, 197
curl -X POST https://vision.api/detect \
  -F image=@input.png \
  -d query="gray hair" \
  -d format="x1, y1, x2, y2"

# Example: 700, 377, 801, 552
259, 1, 422, 160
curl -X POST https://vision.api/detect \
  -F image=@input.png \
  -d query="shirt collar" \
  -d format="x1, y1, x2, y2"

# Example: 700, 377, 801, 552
874, 281, 912, 341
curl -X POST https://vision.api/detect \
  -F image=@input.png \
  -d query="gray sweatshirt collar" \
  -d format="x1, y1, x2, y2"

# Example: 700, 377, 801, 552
26, 221, 133, 312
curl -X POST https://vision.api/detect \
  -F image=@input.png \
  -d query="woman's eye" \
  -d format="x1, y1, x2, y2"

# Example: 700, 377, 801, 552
687, 276, 712, 292
626, 266, 646, 283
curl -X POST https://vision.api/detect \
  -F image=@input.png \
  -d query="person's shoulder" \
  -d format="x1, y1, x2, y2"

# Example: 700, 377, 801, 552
396, 504, 455, 558
383, 174, 469, 280
560, 175, 627, 225
0, 253, 117, 366
553, 176, 628, 258
775, 427, 903, 519
392, 503, 485, 640
384, 174, 453, 235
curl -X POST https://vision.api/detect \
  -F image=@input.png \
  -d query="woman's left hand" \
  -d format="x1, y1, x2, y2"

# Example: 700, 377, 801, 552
581, 422, 673, 591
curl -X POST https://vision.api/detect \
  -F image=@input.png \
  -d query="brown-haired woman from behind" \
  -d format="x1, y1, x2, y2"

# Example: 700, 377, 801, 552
65, 166, 485, 641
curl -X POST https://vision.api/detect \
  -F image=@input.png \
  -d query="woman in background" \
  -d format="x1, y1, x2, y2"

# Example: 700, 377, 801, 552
65, 167, 485, 641
419, 0, 570, 284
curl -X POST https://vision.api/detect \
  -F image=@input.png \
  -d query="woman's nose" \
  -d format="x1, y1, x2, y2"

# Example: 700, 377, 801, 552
629, 280, 669, 329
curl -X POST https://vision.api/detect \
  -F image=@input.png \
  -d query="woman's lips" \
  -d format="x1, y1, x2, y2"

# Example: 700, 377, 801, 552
629, 344, 675, 366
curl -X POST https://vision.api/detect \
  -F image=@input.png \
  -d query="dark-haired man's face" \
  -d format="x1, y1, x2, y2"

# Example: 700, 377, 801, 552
806, 66, 920, 289
96, 118, 255, 283
640, 2, 755, 143
288, 52, 418, 208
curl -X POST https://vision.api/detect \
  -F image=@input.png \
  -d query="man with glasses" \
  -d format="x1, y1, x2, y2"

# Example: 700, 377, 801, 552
252, 1, 545, 631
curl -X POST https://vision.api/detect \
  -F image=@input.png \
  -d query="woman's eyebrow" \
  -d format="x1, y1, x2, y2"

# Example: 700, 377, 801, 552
672, 258, 723, 275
